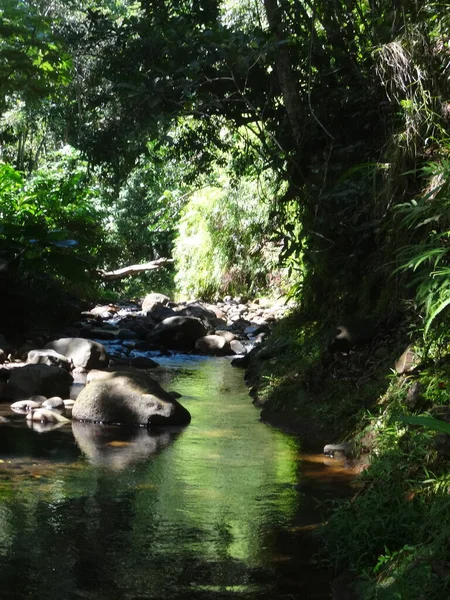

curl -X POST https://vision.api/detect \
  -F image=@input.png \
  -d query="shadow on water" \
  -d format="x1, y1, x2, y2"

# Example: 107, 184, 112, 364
0, 356, 356, 599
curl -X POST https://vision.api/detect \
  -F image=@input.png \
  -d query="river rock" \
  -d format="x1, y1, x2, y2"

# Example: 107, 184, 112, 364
142, 293, 171, 313
26, 408, 70, 423
45, 337, 109, 370
11, 399, 43, 413
72, 370, 191, 427
175, 302, 221, 330
144, 302, 176, 322
5, 364, 73, 400
27, 349, 72, 370
230, 339, 248, 355
42, 396, 65, 410
129, 356, 160, 369
195, 335, 230, 355
147, 316, 207, 351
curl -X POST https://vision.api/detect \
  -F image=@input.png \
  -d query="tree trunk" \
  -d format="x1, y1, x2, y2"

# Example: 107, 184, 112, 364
263, 0, 304, 148
99, 258, 173, 281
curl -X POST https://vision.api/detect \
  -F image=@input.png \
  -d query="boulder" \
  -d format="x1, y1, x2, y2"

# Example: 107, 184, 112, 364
147, 316, 207, 350
328, 319, 377, 354
27, 349, 72, 370
45, 337, 109, 370
195, 335, 230, 355
230, 339, 248, 355
175, 302, 220, 329
5, 364, 73, 400
11, 399, 42, 413
42, 396, 65, 410
117, 328, 140, 340
129, 356, 160, 369
72, 370, 191, 427
395, 344, 418, 374
144, 302, 176, 322
142, 293, 170, 313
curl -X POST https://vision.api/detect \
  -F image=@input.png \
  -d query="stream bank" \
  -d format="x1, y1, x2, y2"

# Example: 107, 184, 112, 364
243, 309, 450, 600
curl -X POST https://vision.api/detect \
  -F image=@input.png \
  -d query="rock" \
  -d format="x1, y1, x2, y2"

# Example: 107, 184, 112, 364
175, 302, 220, 329
118, 328, 140, 340
0, 349, 6, 364
27, 349, 72, 370
26, 408, 70, 423
147, 316, 207, 351
45, 338, 109, 370
195, 335, 230, 355
323, 442, 354, 457
129, 356, 160, 369
87, 304, 119, 318
395, 344, 418, 374
72, 370, 191, 427
231, 356, 250, 368
328, 319, 377, 354
144, 302, 176, 322
11, 399, 42, 413
63, 399, 75, 408
215, 330, 236, 342
80, 327, 118, 340
142, 293, 171, 313
230, 339, 248, 355
405, 381, 426, 411
42, 396, 65, 410
5, 365, 73, 400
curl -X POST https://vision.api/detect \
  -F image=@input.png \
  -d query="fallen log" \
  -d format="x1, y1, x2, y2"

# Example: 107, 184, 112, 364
99, 258, 174, 281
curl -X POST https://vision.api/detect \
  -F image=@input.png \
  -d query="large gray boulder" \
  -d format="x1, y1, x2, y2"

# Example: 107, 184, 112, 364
45, 337, 108, 370
27, 349, 72, 370
142, 293, 170, 314
175, 302, 222, 330
147, 316, 207, 350
72, 370, 191, 427
5, 364, 73, 400
144, 302, 176, 322
195, 335, 230, 356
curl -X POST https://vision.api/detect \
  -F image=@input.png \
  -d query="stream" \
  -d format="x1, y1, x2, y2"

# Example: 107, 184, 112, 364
0, 354, 356, 599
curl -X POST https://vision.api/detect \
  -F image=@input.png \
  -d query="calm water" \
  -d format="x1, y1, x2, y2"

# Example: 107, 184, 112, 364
0, 356, 355, 600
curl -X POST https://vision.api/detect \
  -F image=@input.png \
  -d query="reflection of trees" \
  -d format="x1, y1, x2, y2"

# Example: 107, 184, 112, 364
0, 359, 301, 599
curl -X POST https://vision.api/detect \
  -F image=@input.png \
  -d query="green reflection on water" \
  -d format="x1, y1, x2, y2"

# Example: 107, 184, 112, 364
0, 357, 313, 600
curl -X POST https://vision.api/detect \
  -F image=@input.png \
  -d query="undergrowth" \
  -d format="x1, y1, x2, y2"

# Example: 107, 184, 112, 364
247, 308, 450, 599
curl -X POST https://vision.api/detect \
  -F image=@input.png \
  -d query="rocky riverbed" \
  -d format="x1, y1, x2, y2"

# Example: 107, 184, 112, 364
0, 293, 291, 432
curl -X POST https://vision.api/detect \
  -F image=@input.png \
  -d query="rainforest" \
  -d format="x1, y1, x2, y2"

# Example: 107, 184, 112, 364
1, 1, 450, 599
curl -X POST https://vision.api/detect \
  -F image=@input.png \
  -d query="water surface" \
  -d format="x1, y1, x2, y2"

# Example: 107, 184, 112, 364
0, 356, 354, 599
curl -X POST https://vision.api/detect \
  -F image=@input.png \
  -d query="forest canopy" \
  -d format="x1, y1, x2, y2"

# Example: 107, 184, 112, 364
1, 0, 450, 331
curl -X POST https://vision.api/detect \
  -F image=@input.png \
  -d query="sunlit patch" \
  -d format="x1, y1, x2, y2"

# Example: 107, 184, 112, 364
190, 584, 262, 593
271, 553, 294, 562
136, 483, 157, 490
287, 523, 320, 533
197, 429, 237, 438
106, 441, 132, 448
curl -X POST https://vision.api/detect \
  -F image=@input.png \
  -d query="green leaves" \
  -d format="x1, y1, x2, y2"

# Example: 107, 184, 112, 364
390, 414, 450, 436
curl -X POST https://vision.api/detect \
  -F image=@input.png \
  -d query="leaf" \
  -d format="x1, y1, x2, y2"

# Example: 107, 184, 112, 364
390, 415, 450, 435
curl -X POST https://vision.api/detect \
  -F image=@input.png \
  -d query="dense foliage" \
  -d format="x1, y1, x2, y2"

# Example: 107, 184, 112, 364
1, 1, 450, 595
